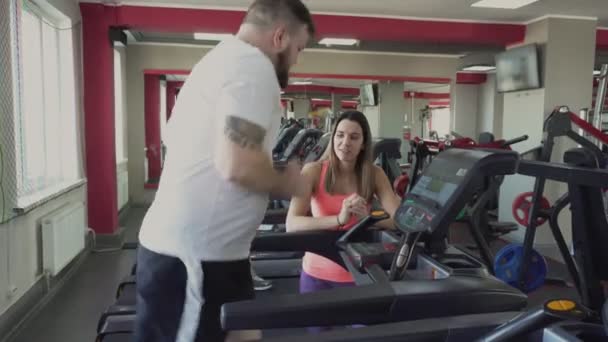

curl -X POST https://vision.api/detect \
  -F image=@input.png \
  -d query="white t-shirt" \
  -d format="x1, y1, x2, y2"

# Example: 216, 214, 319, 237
138, 36, 282, 261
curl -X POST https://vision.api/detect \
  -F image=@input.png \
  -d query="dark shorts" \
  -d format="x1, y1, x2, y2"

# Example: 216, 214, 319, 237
134, 246, 254, 342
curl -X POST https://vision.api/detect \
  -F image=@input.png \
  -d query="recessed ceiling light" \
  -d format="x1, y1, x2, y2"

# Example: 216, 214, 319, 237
462, 65, 496, 72
471, 0, 539, 9
193, 33, 232, 41
319, 38, 359, 46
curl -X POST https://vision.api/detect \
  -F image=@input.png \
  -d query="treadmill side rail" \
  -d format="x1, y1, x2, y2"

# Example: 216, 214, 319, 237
221, 275, 527, 330
221, 283, 395, 330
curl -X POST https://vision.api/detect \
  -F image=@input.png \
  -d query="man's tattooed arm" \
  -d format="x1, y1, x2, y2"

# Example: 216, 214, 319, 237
224, 116, 266, 149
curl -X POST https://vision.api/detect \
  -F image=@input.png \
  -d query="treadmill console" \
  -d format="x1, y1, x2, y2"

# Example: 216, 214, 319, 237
395, 149, 519, 235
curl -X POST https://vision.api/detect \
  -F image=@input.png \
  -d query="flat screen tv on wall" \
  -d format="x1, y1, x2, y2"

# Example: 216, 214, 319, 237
495, 44, 541, 93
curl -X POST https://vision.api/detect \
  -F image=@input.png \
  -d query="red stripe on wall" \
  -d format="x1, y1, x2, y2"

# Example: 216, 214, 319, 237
311, 99, 359, 109
116, 6, 244, 34
404, 92, 451, 99
140, 69, 453, 85
429, 100, 451, 107
291, 73, 451, 84
284, 85, 360, 95
312, 15, 525, 45
456, 72, 487, 84
109, 5, 525, 45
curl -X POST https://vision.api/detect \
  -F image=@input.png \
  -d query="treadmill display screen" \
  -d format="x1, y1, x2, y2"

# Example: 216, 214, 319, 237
410, 176, 458, 208
395, 155, 472, 233
394, 149, 518, 239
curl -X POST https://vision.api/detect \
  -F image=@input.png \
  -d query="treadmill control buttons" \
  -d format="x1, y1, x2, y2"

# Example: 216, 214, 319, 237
396, 202, 437, 232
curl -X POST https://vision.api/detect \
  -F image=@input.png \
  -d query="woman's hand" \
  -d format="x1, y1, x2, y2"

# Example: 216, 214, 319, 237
338, 193, 369, 226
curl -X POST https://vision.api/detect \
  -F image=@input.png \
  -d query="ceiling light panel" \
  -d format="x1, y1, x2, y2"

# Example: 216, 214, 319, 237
471, 0, 540, 9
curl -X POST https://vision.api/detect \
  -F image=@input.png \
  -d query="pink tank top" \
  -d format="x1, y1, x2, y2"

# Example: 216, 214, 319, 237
302, 161, 365, 283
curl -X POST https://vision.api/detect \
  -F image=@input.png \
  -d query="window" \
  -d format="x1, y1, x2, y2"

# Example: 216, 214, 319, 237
160, 80, 167, 166
160, 80, 167, 142
114, 48, 126, 164
16, 5, 80, 206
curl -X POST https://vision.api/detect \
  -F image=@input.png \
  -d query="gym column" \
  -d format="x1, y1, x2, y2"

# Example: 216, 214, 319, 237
292, 98, 311, 120
81, 4, 119, 234
377, 81, 408, 162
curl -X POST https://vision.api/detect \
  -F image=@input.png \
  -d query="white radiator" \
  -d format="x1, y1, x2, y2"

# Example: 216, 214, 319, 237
41, 202, 86, 276
117, 169, 129, 210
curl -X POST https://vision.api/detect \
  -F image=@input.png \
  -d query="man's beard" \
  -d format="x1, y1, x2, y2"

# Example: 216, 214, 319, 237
275, 51, 289, 89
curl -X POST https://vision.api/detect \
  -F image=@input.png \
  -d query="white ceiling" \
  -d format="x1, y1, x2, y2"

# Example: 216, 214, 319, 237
97, 0, 608, 26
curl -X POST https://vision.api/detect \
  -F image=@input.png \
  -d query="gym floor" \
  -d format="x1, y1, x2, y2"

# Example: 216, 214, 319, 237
6, 208, 579, 342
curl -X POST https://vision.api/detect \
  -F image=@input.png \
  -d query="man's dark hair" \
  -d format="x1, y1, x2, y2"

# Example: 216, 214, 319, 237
243, 0, 316, 37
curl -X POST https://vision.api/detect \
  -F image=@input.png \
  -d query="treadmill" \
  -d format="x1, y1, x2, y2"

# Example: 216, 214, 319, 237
220, 148, 527, 332
97, 148, 526, 341
253, 147, 608, 341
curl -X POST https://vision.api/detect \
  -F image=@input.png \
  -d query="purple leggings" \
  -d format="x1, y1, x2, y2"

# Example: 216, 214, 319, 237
299, 271, 359, 333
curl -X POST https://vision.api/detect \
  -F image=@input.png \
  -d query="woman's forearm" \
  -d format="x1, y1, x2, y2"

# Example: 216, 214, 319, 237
375, 218, 396, 230
286, 215, 341, 232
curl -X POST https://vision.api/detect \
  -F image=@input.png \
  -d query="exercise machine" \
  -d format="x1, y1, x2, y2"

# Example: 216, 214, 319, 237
219, 148, 526, 331
272, 119, 304, 161
251, 145, 608, 342
514, 106, 608, 295
372, 137, 402, 185
98, 148, 527, 340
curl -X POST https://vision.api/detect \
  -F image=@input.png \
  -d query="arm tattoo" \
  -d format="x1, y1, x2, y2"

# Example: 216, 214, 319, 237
224, 116, 266, 149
